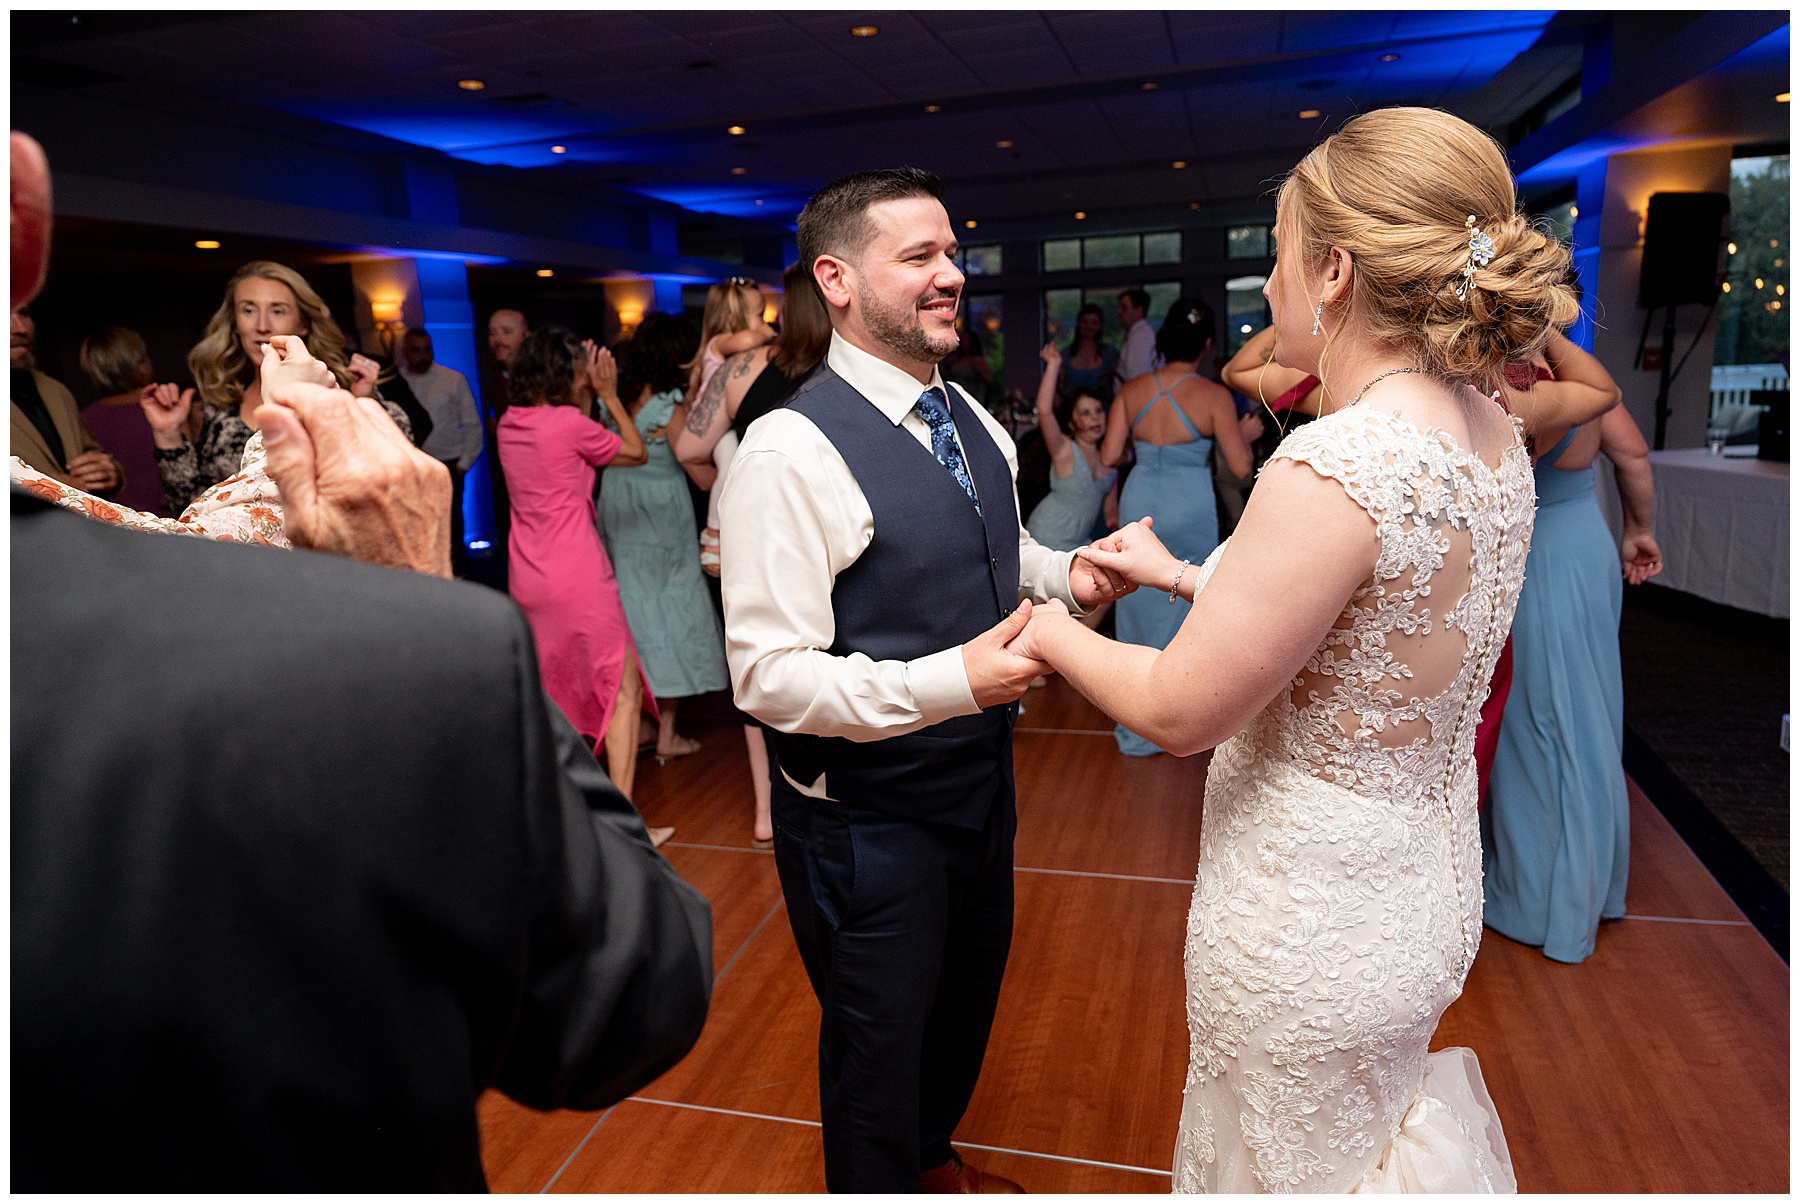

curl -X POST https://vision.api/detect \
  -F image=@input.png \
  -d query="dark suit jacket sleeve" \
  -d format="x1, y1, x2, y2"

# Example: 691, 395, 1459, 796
492, 630, 714, 1110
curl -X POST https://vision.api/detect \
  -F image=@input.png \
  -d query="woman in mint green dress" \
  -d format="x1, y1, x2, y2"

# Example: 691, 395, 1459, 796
598, 315, 728, 760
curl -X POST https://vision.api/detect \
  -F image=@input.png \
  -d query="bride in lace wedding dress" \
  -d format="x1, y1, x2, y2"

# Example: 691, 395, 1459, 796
1012, 109, 1607, 1192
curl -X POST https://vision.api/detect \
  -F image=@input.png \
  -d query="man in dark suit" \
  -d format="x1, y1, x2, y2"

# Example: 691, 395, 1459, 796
717, 169, 1131, 1192
10, 131, 712, 1192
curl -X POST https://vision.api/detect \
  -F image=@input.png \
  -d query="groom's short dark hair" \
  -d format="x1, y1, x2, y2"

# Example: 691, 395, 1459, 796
798, 168, 946, 275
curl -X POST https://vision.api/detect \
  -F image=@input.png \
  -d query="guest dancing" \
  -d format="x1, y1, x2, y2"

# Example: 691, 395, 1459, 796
143, 261, 410, 512
1059, 302, 1120, 402
497, 328, 668, 841
77, 325, 170, 515
599, 313, 729, 764
674, 261, 832, 849
686, 277, 775, 570
1011, 106, 1590, 1192
1483, 333, 1660, 963
1099, 298, 1257, 756
1026, 341, 1117, 552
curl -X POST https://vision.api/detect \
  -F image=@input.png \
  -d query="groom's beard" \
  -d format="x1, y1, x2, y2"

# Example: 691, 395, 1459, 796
864, 288, 960, 366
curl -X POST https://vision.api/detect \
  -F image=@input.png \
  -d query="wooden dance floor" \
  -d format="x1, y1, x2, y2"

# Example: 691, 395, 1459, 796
479, 681, 1788, 1193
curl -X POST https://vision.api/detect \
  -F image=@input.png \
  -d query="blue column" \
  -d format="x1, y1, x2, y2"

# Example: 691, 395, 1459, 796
413, 258, 497, 553
402, 161, 496, 553
1568, 160, 1608, 353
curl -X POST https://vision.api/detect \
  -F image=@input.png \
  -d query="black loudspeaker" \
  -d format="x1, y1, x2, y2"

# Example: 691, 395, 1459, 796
1638, 191, 1730, 309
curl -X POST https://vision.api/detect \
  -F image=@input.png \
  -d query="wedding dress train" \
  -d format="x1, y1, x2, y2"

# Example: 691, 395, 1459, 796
1170, 404, 1533, 1194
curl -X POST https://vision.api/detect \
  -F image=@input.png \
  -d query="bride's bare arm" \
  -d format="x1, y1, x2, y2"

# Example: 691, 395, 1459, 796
1013, 462, 1376, 756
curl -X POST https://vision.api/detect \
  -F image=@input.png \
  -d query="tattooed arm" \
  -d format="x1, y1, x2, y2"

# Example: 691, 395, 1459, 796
672, 347, 768, 467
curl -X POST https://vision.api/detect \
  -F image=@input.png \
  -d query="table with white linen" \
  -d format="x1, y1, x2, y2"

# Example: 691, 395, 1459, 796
1643, 448, 1788, 617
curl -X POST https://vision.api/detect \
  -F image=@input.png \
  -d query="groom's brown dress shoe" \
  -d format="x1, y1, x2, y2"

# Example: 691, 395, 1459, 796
921, 1151, 1025, 1193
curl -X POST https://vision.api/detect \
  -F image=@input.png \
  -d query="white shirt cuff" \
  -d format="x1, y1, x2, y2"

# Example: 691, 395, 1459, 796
910, 645, 979, 723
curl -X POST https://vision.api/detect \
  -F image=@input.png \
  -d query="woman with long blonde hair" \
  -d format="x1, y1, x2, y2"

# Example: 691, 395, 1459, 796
1010, 107, 1613, 1192
142, 260, 411, 511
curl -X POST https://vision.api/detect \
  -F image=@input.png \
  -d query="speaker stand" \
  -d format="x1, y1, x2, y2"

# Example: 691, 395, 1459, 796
1652, 304, 1677, 450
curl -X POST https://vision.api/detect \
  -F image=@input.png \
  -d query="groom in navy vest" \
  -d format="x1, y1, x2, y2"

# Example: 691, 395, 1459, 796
718, 168, 1131, 1192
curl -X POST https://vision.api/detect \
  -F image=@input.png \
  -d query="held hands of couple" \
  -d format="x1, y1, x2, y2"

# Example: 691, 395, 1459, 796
256, 337, 452, 579
963, 599, 1057, 708
1077, 516, 1184, 596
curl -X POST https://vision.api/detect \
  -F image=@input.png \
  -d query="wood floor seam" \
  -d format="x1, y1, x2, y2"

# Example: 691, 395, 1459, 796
1014, 865, 1197, 885
714, 897, 786, 985
1622, 914, 1754, 926
536, 1104, 613, 1194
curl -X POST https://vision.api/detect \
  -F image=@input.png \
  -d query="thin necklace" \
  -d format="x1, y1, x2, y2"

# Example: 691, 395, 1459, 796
1347, 366, 1424, 408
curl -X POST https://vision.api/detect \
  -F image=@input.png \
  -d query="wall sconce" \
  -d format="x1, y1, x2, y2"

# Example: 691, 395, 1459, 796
617, 303, 645, 334
369, 293, 407, 353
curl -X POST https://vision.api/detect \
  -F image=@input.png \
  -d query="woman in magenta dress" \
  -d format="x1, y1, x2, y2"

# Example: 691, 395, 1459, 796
498, 326, 661, 819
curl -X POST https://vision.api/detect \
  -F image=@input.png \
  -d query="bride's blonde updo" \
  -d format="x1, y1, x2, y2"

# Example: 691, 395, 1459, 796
1277, 107, 1579, 388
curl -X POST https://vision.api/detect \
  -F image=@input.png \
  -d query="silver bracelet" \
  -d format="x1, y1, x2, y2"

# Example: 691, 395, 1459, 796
1168, 559, 1192, 603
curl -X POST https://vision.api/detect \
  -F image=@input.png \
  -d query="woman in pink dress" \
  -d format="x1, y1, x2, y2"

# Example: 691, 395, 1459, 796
498, 327, 662, 824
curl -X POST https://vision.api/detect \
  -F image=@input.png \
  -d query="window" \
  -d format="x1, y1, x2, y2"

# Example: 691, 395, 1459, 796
1041, 231, 1181, 271
1714, 153, 1789, 371
1042, 282, 1183, 352
960, 293, 1006, 408
1225, 275, 1269, 356
958, 244, 1002, 276
1227, 224, 1271, 260
1043, 239, 1082, 272
1143, 231, 1182, 265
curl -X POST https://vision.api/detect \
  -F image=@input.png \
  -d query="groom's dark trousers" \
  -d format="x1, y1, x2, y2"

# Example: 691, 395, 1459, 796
764, 371, 1023, 1192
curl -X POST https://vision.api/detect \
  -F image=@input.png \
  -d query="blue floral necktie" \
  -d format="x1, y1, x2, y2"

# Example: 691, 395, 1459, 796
912, 386, 981, 513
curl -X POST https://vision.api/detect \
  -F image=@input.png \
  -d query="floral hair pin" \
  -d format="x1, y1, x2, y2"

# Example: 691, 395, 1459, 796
1453, 215, 1495, 301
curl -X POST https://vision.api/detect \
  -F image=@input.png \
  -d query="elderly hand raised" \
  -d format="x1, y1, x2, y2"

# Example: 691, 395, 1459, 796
257, 367, 452, 579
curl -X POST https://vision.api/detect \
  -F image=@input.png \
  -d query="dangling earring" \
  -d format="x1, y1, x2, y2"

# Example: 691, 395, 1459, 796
1311, 298, 1325, 337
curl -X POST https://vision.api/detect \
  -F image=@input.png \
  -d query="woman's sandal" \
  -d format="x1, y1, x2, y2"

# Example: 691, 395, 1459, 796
648, 826, 675, 848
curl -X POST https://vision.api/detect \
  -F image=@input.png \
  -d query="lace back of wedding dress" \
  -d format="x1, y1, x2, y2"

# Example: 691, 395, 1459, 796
1172, 403, 1533, 1195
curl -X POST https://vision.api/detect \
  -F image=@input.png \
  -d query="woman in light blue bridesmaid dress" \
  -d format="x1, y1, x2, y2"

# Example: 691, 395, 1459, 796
1024, 340, 1117, 553
1483, 335, 1662, 963
1097, 298, 1258, 756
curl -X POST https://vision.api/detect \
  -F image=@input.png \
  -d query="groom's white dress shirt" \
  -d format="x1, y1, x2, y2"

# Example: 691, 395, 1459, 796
719, 332, 1079, 749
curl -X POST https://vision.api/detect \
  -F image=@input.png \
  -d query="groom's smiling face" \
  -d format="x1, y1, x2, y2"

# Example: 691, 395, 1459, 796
852, 196, 966, 367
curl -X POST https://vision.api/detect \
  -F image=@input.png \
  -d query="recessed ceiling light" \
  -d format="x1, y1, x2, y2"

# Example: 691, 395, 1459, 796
550, 145, 566, 154
1188, 202, 1200, 210
1568, 205, 1578, 218
194, 239, 221, 249
1779, 92, 1792, 103
755, 199, 764, 206
457, 79, 485, 91
1140, 81, 1159, 91
537, 269, 554, 277
1379, 53, 1400, 62
1075, 211, 1087, 220
1299, 109, 1321, 119
727, 125, 746, 136
965, 220, 978, 229
996, 139, 1014, 148
731, 166, 747, 175
851, 24, 878, 37
924, 104, 942, 113
1728, 242, 1739, 254
1172, 160, 1187, 169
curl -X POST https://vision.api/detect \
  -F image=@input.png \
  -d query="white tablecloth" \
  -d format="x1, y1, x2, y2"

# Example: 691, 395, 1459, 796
1643, 449, 1788, 617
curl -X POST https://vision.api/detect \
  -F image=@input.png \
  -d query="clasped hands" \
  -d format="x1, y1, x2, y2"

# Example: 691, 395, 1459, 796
962, 520, 1179, 708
